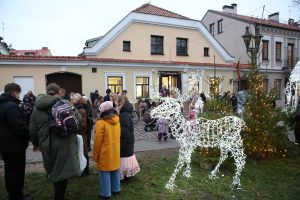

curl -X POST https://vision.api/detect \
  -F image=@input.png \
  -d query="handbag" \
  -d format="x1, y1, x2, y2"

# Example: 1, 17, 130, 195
76, 134, 87, 173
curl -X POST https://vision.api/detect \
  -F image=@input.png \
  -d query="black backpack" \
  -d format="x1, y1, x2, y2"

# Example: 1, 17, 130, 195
49, 99, 79, 136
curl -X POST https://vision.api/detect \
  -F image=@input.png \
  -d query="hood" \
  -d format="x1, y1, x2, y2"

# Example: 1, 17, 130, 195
35, 94, 61, 110
0, 93, 21, 105
78, 97, 87, 105
120, 101, 133, 113
74, 99, 87, 110
105, 115, 119, 125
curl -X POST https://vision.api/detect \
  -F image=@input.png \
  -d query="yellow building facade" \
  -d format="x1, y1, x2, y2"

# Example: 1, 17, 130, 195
0, 3, 236, 102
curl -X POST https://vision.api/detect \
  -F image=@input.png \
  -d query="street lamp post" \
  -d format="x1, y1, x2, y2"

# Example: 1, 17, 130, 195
242, 25, 263, 68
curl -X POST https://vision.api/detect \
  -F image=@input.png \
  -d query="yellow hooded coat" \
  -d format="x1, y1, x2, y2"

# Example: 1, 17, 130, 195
93, 115, 120, 171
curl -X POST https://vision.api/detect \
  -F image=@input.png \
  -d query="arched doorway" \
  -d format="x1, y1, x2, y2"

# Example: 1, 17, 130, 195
46, 72, 82, 95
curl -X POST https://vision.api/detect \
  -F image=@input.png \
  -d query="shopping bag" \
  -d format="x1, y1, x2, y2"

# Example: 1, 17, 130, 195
76, 134, 87, 173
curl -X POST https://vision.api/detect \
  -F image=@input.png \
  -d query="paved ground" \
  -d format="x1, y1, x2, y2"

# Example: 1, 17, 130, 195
0, 120, 179, 166
1, 120, 296, 167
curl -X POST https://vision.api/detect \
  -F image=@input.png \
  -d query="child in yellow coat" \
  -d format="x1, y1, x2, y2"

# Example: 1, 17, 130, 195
93, 101, 121, 199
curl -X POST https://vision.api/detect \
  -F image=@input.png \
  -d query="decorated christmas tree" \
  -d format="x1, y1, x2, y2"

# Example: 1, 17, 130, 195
241, 26, 287, 159
241, 66, 286, 159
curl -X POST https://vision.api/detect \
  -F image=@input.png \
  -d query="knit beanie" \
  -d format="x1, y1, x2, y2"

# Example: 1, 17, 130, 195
99, 101, 113, 113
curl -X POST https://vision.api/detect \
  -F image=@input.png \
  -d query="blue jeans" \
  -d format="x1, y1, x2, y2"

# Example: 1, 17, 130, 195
98, 169, 121, 197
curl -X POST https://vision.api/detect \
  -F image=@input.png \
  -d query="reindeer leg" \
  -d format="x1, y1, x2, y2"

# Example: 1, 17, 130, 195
231, 144, 246, 189
183, 146, 194, 178
209, 144, 229, 180
165, 147, 186, 190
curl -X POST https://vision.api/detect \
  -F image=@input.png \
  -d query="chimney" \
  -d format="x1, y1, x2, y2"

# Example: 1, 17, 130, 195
268, 12, 279, 22
231, 3, 237, 13
222, 3, 237, 14
42, 47, 48, 50
288, 18, 294, 25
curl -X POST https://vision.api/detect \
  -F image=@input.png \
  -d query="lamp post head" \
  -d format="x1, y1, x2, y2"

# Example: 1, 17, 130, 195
253, 25, 263, 51
242, 26, 252, 51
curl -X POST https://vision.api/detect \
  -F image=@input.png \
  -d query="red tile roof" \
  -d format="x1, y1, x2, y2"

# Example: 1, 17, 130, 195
9, 47, 52, 56
208, 10, 300, 31
0, 55, 250, 68
133, 3, 190, 20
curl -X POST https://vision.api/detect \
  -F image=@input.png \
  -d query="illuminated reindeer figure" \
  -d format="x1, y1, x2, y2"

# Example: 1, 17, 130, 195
151, 97, 246, 190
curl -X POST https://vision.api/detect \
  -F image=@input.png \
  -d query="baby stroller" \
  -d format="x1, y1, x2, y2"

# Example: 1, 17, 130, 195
143, 108, 157, 132
144, 119, 157, 132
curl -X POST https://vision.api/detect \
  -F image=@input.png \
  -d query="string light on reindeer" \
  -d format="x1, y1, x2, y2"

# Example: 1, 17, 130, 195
284, 61, 300, 112
186, 70, 205, 93
150, 97, 247, 190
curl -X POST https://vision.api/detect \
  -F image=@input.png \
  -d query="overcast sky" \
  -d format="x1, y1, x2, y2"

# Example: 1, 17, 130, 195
0, 0, 299, 56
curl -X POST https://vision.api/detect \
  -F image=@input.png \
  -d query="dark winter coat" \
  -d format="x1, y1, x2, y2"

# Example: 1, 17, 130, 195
29, 94, 82, 182
104, 94, 110, 102
21, 93, 36, 125
119, 101, 134, 157
74, 99, 88, 155
0, 94, 29, 153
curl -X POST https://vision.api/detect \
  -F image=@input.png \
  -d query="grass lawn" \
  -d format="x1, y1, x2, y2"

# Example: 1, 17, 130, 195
1, 148, 300, 200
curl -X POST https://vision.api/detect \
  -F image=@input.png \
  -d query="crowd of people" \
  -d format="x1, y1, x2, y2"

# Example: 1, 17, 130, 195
0, 83, 140, 200
1, 82, 299, 200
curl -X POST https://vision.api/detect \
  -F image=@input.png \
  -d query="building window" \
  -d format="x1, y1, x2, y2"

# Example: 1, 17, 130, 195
136, 77, 149, 98
123, 41, 131, 51
92, 68, 97, 73
209, 23, 215, 35
176, 38, 188, 56
151, 35, 164, 54
287, 43, 294, 69
275, 42, 281, 61
274, 79, 282, 98
204, 47, 209, 57
263, 79, 269, 93
208, 77, 220, 95
107, 76, 123, 93
188, 77, 199, 92
25, 52, 34, 56
262, 40, 269, 60
217, 19, 223, 34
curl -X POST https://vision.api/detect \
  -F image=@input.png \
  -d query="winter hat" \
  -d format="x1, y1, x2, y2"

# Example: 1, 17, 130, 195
99, 101, 113, 113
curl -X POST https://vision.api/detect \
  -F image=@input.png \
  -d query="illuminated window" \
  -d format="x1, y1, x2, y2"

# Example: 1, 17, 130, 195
161, 76, 178, 90
274, 79, 281, 98
209, 77, 220, 95
188, 77, 199, 92
107, 76, 123, 93
136, 77, 149, 98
